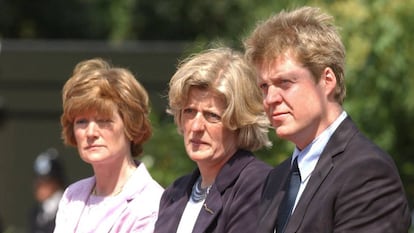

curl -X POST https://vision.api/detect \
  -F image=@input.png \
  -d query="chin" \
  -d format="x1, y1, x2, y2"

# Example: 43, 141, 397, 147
188, 151, 212, 162
189, 154, 207, 160
275, 127, 294, 140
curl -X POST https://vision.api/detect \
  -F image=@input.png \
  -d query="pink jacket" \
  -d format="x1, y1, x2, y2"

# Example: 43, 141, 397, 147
54, 163, 164, 233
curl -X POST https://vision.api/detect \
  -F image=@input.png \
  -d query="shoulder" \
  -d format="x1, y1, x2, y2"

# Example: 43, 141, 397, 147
328, 133, 411, 231
327, 116, 398, 174
229, 153, 272, 192
131, 163, 164, 193
229, 150, 271, 173
123, 164, 164, 210
62, 176, 95, 200
163, 173, 194, 196
338, 128, 399, 175
239, 155, 272, 179
159, 172, 196, 206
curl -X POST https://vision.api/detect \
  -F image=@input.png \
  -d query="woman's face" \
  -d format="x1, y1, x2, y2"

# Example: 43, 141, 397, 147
180, 88, 238, 169
73, 109, 131, 166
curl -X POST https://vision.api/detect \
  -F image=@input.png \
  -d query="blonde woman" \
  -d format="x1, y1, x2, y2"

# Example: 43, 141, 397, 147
155, 47, 272, 233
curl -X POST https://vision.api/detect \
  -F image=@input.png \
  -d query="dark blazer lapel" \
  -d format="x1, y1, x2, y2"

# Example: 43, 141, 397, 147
192, 150, 255, 233
258, 159, 291, 233
286, 155, 334, 233
192, 185, 223, 233
164, 194, 190, 231
158, 170, 199, 232
286, 117, 357, 232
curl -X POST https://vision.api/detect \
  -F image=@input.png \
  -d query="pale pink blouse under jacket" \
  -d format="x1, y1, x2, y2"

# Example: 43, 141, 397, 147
53, 163, 164, 233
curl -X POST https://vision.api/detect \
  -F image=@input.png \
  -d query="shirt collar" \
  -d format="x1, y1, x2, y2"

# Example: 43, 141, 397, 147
293, 111, 347, 182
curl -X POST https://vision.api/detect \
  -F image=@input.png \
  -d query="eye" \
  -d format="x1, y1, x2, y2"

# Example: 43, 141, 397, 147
96, 118, 113, 127
97, 118, 112, 123
258, 83, 269, 96
74, 118, 88, 126
203, 111, 221, 123
258, 82, 268, 91
183, 108, 194, 114
183, 108, 196, 115
278, 78, 293, 89
182, 108, 197, 119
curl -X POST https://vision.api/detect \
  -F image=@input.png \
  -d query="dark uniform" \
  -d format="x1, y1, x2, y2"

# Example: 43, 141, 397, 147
28, 148, 65, 233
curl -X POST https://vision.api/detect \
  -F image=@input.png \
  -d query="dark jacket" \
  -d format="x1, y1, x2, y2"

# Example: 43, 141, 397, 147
155, 149, 272, 233
257, 117, 411, 233
28, 203, 56, 233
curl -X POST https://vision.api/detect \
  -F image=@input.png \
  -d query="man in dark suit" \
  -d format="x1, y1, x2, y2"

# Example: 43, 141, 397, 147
244, 6, 411, 233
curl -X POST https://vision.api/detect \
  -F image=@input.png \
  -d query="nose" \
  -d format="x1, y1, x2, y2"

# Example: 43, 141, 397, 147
264, 85, 282, 106
190, 112, 205, 131
85, 121, 98, 137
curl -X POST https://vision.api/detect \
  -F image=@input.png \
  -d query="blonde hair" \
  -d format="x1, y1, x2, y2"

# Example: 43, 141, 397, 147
61, 58, 151, 157
168, 47, 272, 151
244, 6, 346, 104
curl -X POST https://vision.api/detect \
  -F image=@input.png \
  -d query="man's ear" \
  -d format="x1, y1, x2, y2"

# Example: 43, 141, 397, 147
320, 67, 337, 97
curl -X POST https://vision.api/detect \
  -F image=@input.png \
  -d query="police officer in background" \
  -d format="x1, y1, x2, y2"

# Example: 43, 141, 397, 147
28, 148, 66, 233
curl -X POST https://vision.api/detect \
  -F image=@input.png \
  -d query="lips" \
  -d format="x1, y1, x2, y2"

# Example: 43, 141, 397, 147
267, 105, 288, 118
189, 139, 207, 146
270, 111, 289, 125
190, 139, 204, 144
271, 110, 289, 117
85, 145, 103, 150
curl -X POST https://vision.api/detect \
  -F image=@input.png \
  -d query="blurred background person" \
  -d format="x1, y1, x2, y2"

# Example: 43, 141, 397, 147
54, 58, 164, 232
154, 47, 272, 233
29, 148, 66, 233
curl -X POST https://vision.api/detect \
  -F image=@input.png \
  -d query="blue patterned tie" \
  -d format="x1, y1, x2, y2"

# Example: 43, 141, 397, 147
276, 157, 301, 233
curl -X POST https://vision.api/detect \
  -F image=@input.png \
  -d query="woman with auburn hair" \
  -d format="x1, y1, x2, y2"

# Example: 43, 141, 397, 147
54, 58, 163, 233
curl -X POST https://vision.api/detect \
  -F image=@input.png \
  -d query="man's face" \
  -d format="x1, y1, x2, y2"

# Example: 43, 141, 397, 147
257, 53, 327, 149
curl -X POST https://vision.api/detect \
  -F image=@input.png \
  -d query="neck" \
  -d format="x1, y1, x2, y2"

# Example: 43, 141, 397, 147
92, 158, 137, 196
197, 165, 219, 188
197, 148, 238, 188
295, 107, 343, 150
